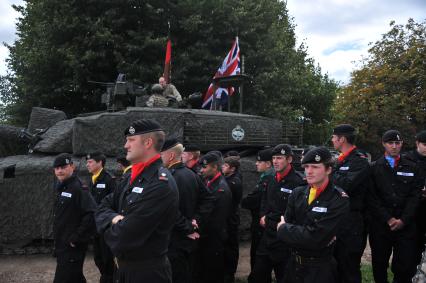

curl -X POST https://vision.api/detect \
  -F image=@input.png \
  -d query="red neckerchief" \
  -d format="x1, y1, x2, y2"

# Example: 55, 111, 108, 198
310, 179, 330, 200
338, 146, 357, 163
130, 154, 161, 184
275, 164, 292, 182
207, 172, 222, 189
384, 153, 400, 168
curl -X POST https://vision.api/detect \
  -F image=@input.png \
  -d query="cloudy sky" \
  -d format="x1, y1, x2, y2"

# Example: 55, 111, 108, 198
0, 0, 425, 84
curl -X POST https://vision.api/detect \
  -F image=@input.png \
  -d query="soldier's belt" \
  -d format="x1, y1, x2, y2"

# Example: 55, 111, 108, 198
291, 252, 331, 265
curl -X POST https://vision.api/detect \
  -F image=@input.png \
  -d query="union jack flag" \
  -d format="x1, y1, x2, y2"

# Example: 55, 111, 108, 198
202, 37, 241, 109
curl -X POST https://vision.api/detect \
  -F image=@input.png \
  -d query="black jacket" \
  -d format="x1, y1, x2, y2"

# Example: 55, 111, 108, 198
203, 174, 232, 240
168, 162, 215, 251
277, 182, 350, 257
225, 172, 243, 227
369, 155, 422, 225
53, 175, 97, 253
332, 148, 370, 211
404, 150, 426, 181
89, 169, 117, 205
259, 167, 305, 251
95, 158, 179, 261
241, 169, 274, 230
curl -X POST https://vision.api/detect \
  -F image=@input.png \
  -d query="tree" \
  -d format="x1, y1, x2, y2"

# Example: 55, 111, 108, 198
3, 0, 337, 146
334, 19, 426, 157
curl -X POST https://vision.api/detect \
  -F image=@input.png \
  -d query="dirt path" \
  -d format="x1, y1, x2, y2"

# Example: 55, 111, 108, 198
0, 241, 372, 283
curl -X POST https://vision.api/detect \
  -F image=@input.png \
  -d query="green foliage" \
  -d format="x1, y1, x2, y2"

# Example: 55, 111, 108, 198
3, 0, 337, 141
334, 19, 426, 157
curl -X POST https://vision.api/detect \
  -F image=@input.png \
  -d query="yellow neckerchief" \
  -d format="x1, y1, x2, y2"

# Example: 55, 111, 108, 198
167, 160, 181, 169
308, 187, 317, 205
92, 168, 103, 184
123, 165, 132, 174
308, 180, 329, 205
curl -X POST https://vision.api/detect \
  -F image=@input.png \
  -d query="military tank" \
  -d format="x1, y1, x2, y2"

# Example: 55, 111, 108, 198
0, 106, 302, 252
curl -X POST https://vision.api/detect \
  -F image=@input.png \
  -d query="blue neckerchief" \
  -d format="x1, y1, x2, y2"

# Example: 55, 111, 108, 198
385, 155, 396, 168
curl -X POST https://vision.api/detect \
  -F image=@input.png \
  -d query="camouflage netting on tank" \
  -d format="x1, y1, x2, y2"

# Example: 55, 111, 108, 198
72, 108, 185, 156
0, 125, 27, 158
33, 119, 74, 154
27, 107, 67, 134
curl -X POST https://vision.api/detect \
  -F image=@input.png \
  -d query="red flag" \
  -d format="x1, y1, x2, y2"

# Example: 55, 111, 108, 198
163, 39, 172, 84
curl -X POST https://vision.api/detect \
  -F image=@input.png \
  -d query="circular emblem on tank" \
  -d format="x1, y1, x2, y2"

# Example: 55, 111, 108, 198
231, 125, 245, 142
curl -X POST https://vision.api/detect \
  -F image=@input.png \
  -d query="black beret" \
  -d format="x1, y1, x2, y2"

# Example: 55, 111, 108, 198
382, 130, 402, 142
53, 153, 73, 168
86, 152, 106, 161
199, 151, 221, 166
415, 130, 426, 143
257, 148, 273, 161
302, 147, 313, 156
333, 124, 355, 135
210, 150, 223, 159
124, 119, 163, 137
301, 146, 332, 165
183, 144, 201, 152
272, 144, 293, 156
161, 138, 180, 152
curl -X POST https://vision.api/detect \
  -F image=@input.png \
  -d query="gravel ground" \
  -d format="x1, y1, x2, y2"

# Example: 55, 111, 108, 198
0, 241, 372, 283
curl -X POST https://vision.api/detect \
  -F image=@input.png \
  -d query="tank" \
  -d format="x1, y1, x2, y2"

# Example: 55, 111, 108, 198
0, 106, 302, 251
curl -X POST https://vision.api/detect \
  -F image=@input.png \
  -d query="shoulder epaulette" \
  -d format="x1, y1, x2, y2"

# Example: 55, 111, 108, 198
333, 185, 349, 198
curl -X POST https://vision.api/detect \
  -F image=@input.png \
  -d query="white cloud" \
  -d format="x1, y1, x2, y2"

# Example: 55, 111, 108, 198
287, 0, 426, 84
0, 0, 24, 76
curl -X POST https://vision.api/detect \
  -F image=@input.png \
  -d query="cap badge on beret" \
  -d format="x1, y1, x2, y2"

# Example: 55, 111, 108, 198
257, 156, 260, 160
397, 134, 400, 140
86, 154, 90, 159
281, 149, 286, 155
315, 155, 321, 162
203, 159, 208, 165
129, 126, 136, 135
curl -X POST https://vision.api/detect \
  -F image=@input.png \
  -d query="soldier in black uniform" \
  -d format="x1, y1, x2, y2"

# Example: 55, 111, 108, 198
95, 119, 179, 283
404, 130, 426, 265
250, 144, 305, 283
160, 138, 215, 283
277, 146, 350, 283
369, 130, 423, 283
182, 145, 203, 175
52, 153, 97, 283
194, 151, 232, 283
222, 156, 243, 283
115, 156, 132, 188
86, 152, 116, 283
242, 148, 274, 281
330, 124, 370, 283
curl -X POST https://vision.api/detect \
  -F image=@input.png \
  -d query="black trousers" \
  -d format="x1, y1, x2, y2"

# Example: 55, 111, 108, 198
334, 212, 365, 283
283, 255, 338, 283
54, 248, 87, 283
369, 222, 418, 283
168, 247, 193, 283
114, 256, 172, 283
93, 235, 114, 283
194, 236, 225, 283
224, 225, 239, 283
415, 200, 426, 265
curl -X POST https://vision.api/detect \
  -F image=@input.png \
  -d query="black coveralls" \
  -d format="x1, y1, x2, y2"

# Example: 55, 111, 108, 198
277, 183, 350, 283
368, 155, 422, 283
332, 149, 370, 283
167, 162, 215, 283
250, 167, 304, 283
53, 175, 97, 283
404, 150, 426, 264
194, 174, 232, 283
95, 159, 179, 283
224, 172, 243, 283
89, 169, 117, 283
241, 169, 274, 271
